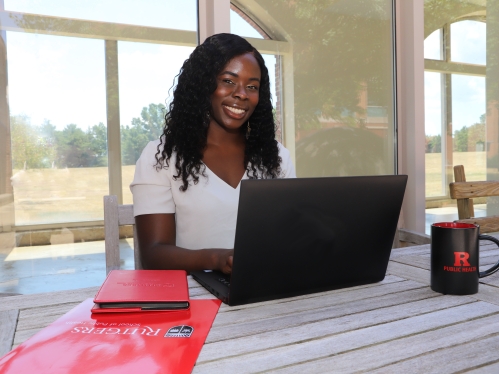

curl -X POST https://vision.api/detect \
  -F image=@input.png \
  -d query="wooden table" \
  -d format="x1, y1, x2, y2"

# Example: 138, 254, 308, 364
2, 242, 499, 373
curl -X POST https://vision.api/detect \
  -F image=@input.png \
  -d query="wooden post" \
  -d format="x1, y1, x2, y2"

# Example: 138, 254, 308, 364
453, 165, 474, 219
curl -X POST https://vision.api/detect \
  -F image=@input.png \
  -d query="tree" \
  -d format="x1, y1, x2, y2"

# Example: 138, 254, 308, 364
453, 114, 485, 152
454, 126, 468, 152
88, 122, 108, 166
121, 103, 166, 165
39, 120, 57, 142
55, 124, 92, 167
53, 123, 110, 167
426, 134, 441, 153
10, 115, 56, 169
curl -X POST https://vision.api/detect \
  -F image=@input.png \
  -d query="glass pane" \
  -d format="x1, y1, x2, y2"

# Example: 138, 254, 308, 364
0, 1, 197, 295
232, 0, 396, 177
230, 7, 280, 138
7, 32, 107, 225
230, 7, 266, 39
4, 0, 197, 30
452, 74, 486, 180
451, 20, 486, 65
424, 29, 442, 60
452, 75, 486, 139
425, 72, 444, 197
119, 42, 194, 204
424, 0, 492, 234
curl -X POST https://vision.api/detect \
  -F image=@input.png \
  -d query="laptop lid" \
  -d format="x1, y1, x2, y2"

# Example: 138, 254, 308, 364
220, 174, 407, 306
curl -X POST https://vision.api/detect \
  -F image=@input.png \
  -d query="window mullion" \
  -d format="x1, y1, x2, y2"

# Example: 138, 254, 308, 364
105, 40, 123, 204
197, 0, 230, 44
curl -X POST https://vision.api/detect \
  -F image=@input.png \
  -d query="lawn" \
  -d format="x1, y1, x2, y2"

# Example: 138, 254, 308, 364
11, 165, 136, 226
425, 151, 486, 197
9, 151, 488, 226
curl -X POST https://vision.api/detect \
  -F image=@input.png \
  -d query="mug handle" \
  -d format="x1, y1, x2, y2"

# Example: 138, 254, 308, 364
478, 234, 499, 278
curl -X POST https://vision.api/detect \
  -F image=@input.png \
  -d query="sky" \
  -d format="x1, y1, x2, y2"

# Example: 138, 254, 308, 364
424, 20, 487, 136
4, 0, 274, 131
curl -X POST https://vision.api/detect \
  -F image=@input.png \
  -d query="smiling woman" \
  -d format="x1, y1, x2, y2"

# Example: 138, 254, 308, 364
210, 53, 261, 137
130, 33, 296, 273
205, 52, 261, 188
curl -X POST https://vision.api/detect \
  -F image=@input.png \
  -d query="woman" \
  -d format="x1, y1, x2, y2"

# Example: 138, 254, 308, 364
131, 33, 295, 273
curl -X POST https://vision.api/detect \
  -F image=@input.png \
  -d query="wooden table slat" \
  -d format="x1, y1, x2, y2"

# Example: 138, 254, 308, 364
268, 314, 499, 374
0, 309, 19, 357
464, 360, 499, 374
208, 282, 434, 342
198, 293, 474, 363
0, 287, 99, 312
194, 302, 499, 373
15, 302, 82, 332
368, 331, 499, 374
387, 260, 431, 285
212, 274, 406, 316
214, 278, 420, 326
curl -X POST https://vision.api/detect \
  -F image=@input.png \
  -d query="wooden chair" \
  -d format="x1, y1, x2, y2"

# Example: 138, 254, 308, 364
449, 165, 499, 233
104, 195, 142, 274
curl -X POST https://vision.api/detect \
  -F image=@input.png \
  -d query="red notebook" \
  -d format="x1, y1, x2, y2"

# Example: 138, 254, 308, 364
0, 298, 221, 374
92, 270, 189, 313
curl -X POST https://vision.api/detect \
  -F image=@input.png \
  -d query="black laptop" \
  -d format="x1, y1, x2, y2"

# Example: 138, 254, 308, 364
191, 175, 407, 306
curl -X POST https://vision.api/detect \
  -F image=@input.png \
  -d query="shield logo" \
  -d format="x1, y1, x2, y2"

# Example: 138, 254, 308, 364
164, 325, 194, 338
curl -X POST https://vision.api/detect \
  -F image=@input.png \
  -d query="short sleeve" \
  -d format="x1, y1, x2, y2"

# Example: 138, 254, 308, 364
278, 142, 297, 178
130, 140, 176, 216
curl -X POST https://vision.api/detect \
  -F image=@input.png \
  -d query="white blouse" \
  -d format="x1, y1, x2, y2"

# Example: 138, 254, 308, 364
130, 139, 296, 250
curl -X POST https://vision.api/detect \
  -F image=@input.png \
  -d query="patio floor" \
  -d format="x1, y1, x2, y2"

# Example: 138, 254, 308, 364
0, 237, 134, 295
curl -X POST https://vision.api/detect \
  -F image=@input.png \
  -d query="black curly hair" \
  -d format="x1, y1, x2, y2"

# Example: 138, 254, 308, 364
155, 33, 281, 191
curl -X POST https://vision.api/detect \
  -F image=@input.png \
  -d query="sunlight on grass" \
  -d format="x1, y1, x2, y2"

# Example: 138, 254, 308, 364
9, 153, 488, 227
11, 165, 136, 226
425, 151, 486, 197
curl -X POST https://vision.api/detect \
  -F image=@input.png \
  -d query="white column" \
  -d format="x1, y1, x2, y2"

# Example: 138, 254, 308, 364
486, 2, 499, 214
197, 0, 231, 44
395, 0, 426, 233
0, 0, 15, 232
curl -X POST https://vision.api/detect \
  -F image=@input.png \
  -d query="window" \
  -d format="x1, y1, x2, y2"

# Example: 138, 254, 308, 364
0, 0, 197, 293
0, 0, 398, 294
231, 0, 397, 178
424, 0, 494, 233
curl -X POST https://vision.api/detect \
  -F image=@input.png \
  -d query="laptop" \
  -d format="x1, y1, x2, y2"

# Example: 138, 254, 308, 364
191, 175, 407, 306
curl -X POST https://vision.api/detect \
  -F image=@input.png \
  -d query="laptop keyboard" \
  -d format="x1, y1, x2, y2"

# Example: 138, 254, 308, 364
217, 274, 231, 287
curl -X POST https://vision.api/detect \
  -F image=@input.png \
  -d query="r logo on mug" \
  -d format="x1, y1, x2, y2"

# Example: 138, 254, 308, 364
431, 222, 499, 295
453, 252, 470, 267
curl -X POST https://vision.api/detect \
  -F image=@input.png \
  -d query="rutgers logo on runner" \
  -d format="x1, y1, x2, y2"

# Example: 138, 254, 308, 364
165, 325, 194, 338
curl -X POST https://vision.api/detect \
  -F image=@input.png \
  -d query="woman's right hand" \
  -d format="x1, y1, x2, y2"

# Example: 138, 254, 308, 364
212, 249, 234, 274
